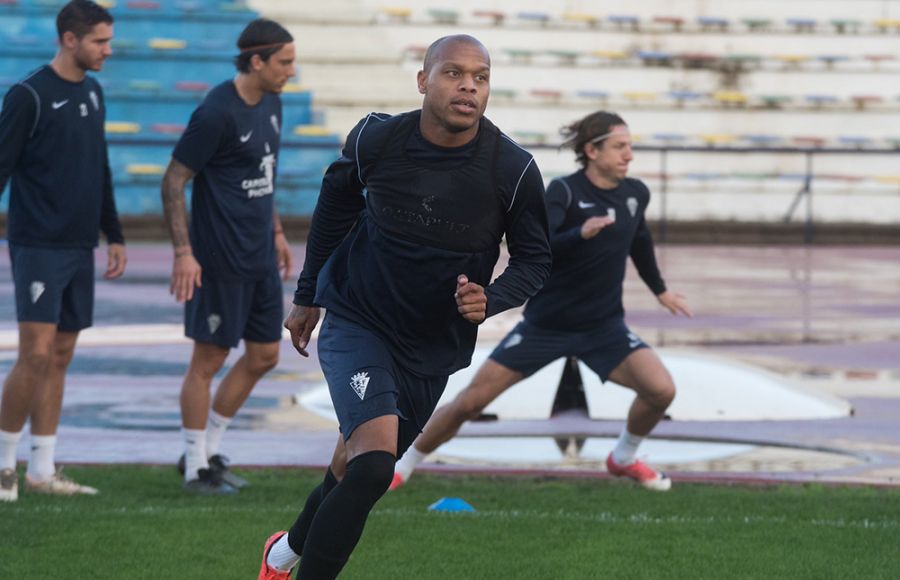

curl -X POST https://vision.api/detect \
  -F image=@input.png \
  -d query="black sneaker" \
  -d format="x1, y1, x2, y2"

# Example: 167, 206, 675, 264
208, 454, 250, 489
183, 468, 238, 495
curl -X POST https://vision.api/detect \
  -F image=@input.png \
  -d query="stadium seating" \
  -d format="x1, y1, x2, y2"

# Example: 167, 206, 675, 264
0, 0, 339, 216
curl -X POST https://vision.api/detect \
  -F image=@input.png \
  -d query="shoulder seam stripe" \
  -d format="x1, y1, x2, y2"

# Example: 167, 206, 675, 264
355, 112, 389, 185
507, 156, 534, 212
557, 177, 574, 210
19, 82, 40, 138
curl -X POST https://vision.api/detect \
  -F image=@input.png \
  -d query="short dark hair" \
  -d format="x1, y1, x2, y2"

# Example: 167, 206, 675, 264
234, 18, 293, 73
422, 34, 489, 73
56, 0, 113, 40
560, 111, 627, 168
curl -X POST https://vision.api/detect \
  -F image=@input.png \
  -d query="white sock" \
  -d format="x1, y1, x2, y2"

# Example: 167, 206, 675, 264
26, 434, 57, 481
0, 429, 23, 471
205, 410, 232, 458
266, 533, 300, 572
182, 428, 208, 482
394, 443, 428, 482
611, 430, 644, 466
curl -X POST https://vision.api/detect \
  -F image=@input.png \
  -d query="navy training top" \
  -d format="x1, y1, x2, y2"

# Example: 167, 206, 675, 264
524, 171, 666, 332
173, 80, 282, 281
0, 65, 123, 247
295, 111, 552, 377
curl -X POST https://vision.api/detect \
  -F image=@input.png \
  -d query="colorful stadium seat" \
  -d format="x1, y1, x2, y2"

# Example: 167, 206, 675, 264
148, 38, 187, 50
174, 81, 209, 92
712, 91, 747, 106
697, 16, 729, 31
126, 163, 165, 175
653, 16, 684, 31
562, 12, 599, 28
517, 12, 551, 26
786, 18, 816, 32
608, 14, 640, 30
472, 10, 505, 26
105, 122, 141, 134
830, 19, 861, 34
741, 18, 772, 31
428, 9, 458, 25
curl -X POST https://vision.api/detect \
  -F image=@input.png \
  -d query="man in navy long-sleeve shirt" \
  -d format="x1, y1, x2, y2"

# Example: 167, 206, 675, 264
395, 111, 692, 492
0, 0, 125, 503
259, 35, 551, 580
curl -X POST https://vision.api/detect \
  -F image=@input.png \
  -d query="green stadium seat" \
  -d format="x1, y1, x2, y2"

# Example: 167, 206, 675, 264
428, 9, 458, 25
830, 19, 861, 34
741, 18, 772, 31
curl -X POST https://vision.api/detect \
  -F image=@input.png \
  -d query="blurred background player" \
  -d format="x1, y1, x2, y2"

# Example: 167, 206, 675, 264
160, 18, 295, 495
393, 110, 692, 492
0, 0, 126, 502
258, 35, 551, 579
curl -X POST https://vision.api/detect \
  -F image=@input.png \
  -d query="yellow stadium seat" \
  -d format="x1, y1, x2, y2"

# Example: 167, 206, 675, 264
700, 134, 737, 145
148, 38, 187, 50
593, 50, 628, 60
713, 91, 747, 105
562, 12, 599, 27
282, 83, 307, 94
622, 91, 656, 102
293, 125, 331, 137
874, 175, 900, 184
381, 7, 412, 20
105, 122, 140, 134
126, 164, 165, 175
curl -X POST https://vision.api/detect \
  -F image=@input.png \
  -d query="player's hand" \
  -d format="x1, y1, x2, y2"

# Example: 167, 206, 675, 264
657, 290, 692, 317
580, 216, 615, 240
455, 274, 487, 324
275, 231, 293, 281
104, 243, 127, 280
170, 252, 202, 303
284, 304, 321, 357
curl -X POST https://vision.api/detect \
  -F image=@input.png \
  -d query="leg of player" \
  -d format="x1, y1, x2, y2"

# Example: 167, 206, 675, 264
605, 348, 676, 491
25, 330, 96, 495
0, 322, 57, 502
180, 341, 233, 493
204, 340, 279, 488
261, 438, 346, 579
392, 359, 524, 489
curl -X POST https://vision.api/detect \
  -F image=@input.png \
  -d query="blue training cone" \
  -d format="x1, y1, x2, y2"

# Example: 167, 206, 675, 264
428, 497, 476, 513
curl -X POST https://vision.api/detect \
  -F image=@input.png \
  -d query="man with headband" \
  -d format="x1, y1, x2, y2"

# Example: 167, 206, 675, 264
161, 18, 295, 494
394, 110, 692, 492
259, 34, 551, 579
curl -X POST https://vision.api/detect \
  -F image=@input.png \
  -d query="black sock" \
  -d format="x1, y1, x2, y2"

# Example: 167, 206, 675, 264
296, 450, 395, 580
287, 468, 339, 555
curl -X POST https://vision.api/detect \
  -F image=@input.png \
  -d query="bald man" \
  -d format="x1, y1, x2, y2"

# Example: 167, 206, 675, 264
258, 35, 552, 579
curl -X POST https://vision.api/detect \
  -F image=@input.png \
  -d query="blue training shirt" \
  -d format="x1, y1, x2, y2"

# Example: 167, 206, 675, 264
295, 111, 552, 377
524, 171, 666, 332
0, 65, 123, 248
173, 80, 282, 281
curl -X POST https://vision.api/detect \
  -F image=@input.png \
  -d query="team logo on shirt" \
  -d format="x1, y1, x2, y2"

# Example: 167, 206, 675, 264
242, 142, 276, 198
79, 103, 88, 117
89, 91, 99, 111
627, 197, 638, 217
270, 114, 280, 135
207, 314, 222, 334
421, 195, 436, 212
350, 371, 370, 400
30, 281, 46, 304
577, 200, 596, 209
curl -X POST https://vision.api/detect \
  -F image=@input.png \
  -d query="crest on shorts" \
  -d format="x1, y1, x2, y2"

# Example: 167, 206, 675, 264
89, 91, 99, 111
30, 281, 45, 304
504, 333, 522, 349
627, 331, 643, 349
350, 371, 370, 400
207, 314, 222, 334
627, 197, 638, 217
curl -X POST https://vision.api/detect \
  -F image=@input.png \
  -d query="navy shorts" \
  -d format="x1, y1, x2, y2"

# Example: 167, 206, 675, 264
185, 269, 284, 348
490, 318, 649, 381
9, 244, 94, 332
317, 312, 449, 456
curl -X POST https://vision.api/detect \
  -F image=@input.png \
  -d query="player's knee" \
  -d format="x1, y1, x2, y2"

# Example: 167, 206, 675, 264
645, 382, 676, 410
17, 351, 51, 373
187, 360, 224, 383
246, 350, 278, 376
343, 450, 395, 501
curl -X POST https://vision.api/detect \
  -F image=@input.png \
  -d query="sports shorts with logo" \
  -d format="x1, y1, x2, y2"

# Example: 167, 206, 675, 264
185, 268, 283, 348
490, 317, 648, 381
9, 244, 94, 332
317, 311, 449, 457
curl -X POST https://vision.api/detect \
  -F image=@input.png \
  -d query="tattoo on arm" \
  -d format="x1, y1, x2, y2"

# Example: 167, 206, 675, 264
161, 158, 196, 254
